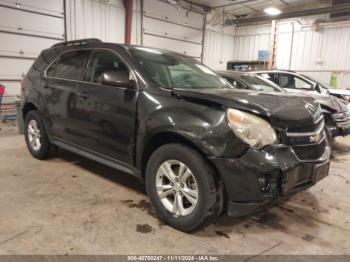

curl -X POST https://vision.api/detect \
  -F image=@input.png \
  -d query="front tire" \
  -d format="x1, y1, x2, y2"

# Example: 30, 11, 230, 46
145, 144, 222, 232
24, 110, 53, 159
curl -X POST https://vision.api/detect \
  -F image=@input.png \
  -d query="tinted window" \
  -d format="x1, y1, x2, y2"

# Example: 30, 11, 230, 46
47, 50, 89, 80
129, 47, 232, 89
87, 50, 130, 85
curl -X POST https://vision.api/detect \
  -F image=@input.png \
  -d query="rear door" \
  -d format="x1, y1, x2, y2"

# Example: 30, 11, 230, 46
44, 50, 90, 143
74, 49, 138, 165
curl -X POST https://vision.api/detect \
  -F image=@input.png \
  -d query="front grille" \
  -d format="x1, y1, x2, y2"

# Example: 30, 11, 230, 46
286, 115, 323, 133
286, 135, 318, 145
291, 137, 327, 161
283, 118, 328, 161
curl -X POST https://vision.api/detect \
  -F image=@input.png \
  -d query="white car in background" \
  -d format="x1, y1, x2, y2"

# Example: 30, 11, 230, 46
251, 70, 350, 142
252, 70, 350, 102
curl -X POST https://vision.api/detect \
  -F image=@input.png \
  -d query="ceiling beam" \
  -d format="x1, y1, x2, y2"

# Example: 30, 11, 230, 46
225, 3, 350, 25
213, 0, 259, 9
182, 0, 210, 10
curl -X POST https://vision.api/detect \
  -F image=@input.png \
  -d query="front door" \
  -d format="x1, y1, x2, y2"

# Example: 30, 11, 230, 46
74, 49, 138, 165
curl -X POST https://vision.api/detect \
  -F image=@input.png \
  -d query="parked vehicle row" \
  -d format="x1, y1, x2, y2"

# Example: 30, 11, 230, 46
219, 70, 350, 144
22, 39, 330, 232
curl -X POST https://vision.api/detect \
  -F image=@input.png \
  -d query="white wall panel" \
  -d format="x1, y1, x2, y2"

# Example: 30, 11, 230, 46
143, 34, 202, 58
144, 0, 203, 29
0, 7, 64, 38
0, 58, 34, 80
0, 0, 64, 17
0, 81, 20, 101
233, 32, 270, 61
144, 16, 202, 44
232, 21, 350, 89
65, 0, 125, 43
142, 0, 204, 58
0, 33, 58, 58
0, 0, 64, 103
203, 29, 234, 70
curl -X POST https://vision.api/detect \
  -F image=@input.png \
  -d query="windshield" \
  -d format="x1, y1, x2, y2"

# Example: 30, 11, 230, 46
240, 74, 284, 92
129, 47, 233, 89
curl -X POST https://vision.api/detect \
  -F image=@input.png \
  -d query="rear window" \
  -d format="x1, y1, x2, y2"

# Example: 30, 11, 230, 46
46, 50, 90, 81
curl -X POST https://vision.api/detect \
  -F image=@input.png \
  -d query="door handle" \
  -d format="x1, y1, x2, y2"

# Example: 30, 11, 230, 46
77, 91, 89, 100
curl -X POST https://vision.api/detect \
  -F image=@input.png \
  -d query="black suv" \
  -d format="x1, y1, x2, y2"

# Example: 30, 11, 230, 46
22, 39, 330, 232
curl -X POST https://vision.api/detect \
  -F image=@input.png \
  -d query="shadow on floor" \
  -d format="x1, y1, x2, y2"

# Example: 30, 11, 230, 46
195, 190, 323, 239
54, 148, 146, 195
52, 148, 324, 237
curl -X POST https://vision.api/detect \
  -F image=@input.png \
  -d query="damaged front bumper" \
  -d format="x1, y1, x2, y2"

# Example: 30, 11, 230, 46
210, 144, 330, 217
331, 111, 350, 137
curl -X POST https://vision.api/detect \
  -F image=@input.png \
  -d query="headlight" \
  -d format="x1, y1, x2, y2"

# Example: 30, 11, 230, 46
226, 108, 277, 149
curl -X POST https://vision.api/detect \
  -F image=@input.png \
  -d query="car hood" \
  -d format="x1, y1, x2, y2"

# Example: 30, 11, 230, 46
308, 93, 349, 113
328, 88, 350, 97
173, 88, 322, 129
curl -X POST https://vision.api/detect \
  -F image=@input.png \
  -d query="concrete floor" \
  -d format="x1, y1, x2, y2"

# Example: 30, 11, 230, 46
0, 121, 350, 255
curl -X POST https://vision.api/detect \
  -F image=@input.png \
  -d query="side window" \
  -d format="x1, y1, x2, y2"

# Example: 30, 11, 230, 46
46, 50, 89, 81
279, 74, 312, 89
294, 77, 312, 89
87, 50, 130, 86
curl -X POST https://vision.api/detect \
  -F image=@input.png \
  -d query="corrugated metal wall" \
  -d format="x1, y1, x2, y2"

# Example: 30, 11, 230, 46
232, 21, 350, 89
203, 29, 235, 70
233, 25, 271, 61
65, 0, 234, 69
65, 0, 125, 43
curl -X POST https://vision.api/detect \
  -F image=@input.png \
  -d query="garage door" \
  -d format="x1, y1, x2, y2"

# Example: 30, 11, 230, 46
143, 0, 204, 59
0, 0, 65, 103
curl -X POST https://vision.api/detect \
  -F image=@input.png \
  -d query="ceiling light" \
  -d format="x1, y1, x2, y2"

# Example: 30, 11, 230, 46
264, 7, 282, 16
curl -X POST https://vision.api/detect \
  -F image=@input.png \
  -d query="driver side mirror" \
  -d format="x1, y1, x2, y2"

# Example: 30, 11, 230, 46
101, 71, 135, 88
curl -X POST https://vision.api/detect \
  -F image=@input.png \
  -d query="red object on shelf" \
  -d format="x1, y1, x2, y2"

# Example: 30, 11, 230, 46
0, 84, 5, 95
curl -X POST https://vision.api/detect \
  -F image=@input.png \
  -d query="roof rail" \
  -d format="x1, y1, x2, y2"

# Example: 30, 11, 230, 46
52, 38, 102, 48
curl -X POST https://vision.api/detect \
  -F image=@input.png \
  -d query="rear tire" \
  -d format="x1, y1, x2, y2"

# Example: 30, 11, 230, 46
24, 110, 54, 159
145, 144, 222, 232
